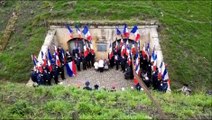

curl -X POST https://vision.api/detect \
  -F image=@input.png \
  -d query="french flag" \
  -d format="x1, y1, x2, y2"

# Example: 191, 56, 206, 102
47, 48, 53, 64
121, 44, 126, 57
135, 52, 140, 75
131, 42, 136, 55
116, 27, 122, 36
162, 68, 169, 81
152, 53, 157, 72
108, 42, 113, 60
90, 41, 95, 55
158, 62, 165, 80
66, 61, 77, 77
82, 26, 92, 41
75, 26, 82, 39
54, 46, 61, 67
146, 43, 150, 59
83, 41, 89, 57
47, 59, 52, 72
126, 43, 130, 56
41, 51, 47, 67
31, 54, 38, 67
127, 53, 132, 66
123, 24, 129, 38
131, 25, 140, 42
66, 25, 73, 39
142, 43, 147, 59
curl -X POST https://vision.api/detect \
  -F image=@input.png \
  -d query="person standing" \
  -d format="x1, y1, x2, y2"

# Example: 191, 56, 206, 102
120, 55, 127, 72
114, 53, 119, 70
52, 64, 59, 84
75, 55, 81, 71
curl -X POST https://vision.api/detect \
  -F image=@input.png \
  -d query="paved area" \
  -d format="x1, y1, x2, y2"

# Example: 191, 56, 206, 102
60, 67, 134, 90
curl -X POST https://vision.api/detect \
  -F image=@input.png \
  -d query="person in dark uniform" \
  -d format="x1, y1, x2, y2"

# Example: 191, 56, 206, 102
86, 52, 91, 68
83, 81, 92, 90
58, 64, 65, 80
43, 69, 51, 85
90, 51, 95, 67
109, 55, 114, 68
114, 53, 119, 70
52, 65, 59, 84
152, 68, 160, 90
30, 69, 38, 83
124, 65, 134, 79
37, 72, 44, 85
120, 55, 127, 72
66, 50, 72, 62
81, 53, 87, 70
75, 55, 81, 71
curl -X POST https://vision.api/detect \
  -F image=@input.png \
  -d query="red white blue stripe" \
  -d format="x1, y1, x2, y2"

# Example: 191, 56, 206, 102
82, 25, 92, 41
131, 25, 140, 42
123, 24, 129, 38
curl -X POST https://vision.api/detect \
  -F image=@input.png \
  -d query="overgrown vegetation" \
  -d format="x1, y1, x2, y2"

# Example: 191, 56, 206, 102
0, 82, 211, 119
0, 1, 211, 91
0, 83, 212, 119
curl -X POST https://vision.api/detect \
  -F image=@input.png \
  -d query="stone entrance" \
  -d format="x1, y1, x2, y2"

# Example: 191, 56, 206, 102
27, 21, 164, 88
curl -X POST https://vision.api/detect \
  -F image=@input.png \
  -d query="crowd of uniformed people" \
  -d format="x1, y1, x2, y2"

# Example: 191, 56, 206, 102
31, 42, 169, 92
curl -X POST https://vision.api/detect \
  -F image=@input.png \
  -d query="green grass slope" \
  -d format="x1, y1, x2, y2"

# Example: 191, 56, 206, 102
0, 82, 211, 119
0, 1, 211, 90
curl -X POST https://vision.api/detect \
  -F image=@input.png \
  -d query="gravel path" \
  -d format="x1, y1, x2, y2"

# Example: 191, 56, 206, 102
60, 67, 134, 90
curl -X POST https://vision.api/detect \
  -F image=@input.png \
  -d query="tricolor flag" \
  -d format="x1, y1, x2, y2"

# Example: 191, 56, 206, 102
146, 42, 150, 60
116, 27, 122, 36
162, 68, 169, 81
142, 43, 147, 59
47, 59, 52, 72
134, 52, 140, 75
83, 41, 89, 57
123, 24, 129, 38
120, 38, 124, 48
66, 25, 73, 39
90, 41, 95, 55
41, 51, 47, 67
75, 26, 82, 39
131, 42, 136, 55
158, 62, 165, 80
121, 44, 126, 57
66, 61, 77, 77
47, 48, 53, 64
151, 52, 157, 72
31, 54, 38, 67
108, 42, 113, 60
54, 46, 61, 67
126, 43, 130, 56
82, 25, 92, 41
131, 25, 141, 42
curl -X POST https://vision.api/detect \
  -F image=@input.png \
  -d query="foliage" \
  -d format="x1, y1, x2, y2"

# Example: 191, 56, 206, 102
0, 82, 211, 119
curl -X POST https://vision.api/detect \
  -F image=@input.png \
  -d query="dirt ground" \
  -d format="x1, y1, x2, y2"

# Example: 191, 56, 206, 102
60, 67, 134, 90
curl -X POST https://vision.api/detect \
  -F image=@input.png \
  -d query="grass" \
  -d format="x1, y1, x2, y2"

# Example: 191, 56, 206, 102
0, 1, 211, 90
0, 82, 211, 119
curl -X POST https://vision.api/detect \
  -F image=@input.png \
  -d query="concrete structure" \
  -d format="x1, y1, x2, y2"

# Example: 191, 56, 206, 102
27, 21, 164, 86
50, 25, 162, 61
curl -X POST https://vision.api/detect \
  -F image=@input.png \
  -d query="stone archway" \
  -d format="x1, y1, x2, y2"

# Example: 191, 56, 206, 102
67, 38, 89, 53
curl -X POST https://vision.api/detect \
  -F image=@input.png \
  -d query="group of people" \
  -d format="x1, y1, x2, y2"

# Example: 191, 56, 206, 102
31, 46, 95, 86
31, 47, 66, 86
108, 45, 169, 92
31, 43, 170, 92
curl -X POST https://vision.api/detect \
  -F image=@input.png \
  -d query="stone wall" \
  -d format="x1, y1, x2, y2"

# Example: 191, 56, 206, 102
50, 25, 160, 59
